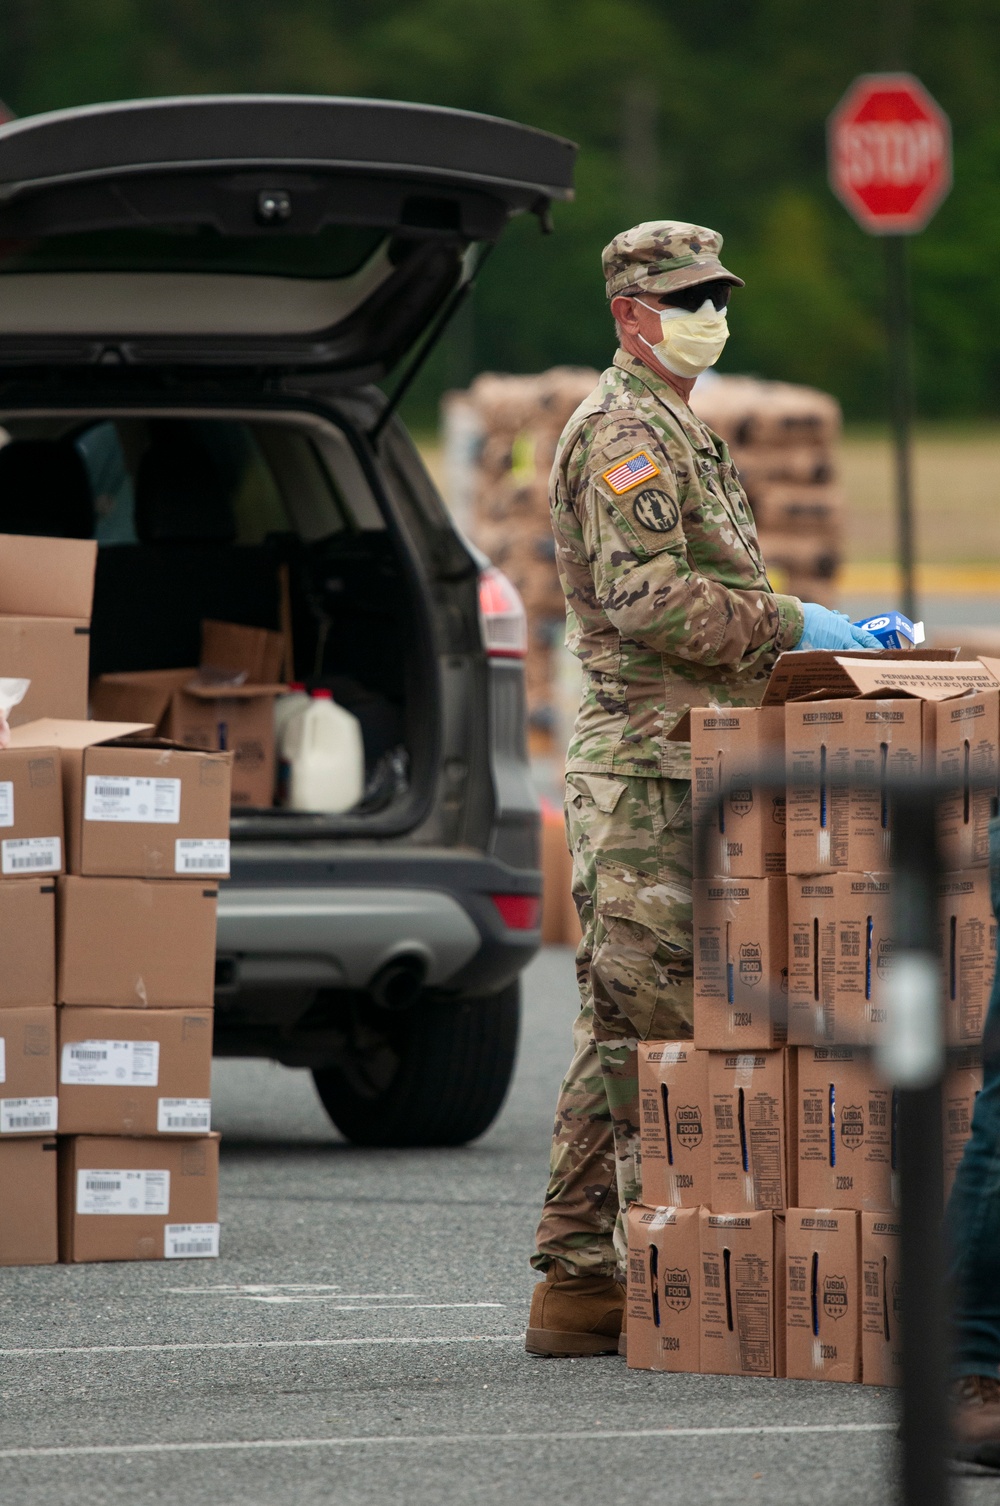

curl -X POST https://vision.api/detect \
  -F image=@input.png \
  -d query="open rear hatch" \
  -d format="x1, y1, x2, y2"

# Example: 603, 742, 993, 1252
0, 94, 575, 373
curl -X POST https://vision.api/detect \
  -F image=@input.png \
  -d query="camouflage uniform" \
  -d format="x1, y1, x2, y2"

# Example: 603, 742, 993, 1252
532, 222, 804, 1279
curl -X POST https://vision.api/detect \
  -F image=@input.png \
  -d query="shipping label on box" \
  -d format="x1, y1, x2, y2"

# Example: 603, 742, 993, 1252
626, 1204, 701, 1372
708, 1049, 793, 1212
698, 1209, 782, 1377
0, 1007, 56, 1132
787, 873, 894, 1045
0, 747, 64, 877
0, 1137, 58, 1266
796, 1046, 894, 1211
638, 1043, 711, 1208
693, 877, 788, 1048
688, 706, 785, 878
938, 871, 996, 1047
943, 1047, 982, 1203
58, 878, 218, 1009
861, 1212, 902, 1386
58, 1007, 213, 1136
784, 699, 922, 874
59, 1133, 219, 1262
934, 691, 1000, 869
0, 879, 55, 1008
785, 1209, 861, 1383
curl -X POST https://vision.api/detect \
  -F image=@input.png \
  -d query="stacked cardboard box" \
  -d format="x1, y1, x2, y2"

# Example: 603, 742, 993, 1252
443, 367, 599, 743
689, 374, 844, 608
4, 717, 229, 1265
628, 648, 996, 1383
92, 619, 287, 808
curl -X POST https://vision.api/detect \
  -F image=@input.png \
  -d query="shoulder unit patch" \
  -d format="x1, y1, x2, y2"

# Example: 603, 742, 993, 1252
602, 450, 660, 494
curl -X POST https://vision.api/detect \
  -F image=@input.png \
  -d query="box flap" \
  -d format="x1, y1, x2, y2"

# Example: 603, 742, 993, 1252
181, 681, 287, 702
8, 717, 153, 749
763, 648, 969, 705
201, 620, 285, 684
667, 710, 691, 742
0, 534, 96, 619
91, 669, 195, 728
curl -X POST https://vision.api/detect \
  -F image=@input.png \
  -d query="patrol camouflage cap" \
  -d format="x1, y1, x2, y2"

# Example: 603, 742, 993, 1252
603, 220, 744, 300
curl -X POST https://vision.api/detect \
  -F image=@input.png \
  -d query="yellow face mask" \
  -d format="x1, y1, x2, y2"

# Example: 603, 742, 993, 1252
638, 299, 730, 378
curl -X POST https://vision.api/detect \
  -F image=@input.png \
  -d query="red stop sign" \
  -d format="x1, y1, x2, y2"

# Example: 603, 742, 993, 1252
828, 72, 952, 234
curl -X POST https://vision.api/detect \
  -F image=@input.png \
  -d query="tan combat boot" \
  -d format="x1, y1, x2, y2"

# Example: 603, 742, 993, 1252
952, 1375, 1000, 1467
525, 1264, 624, 1357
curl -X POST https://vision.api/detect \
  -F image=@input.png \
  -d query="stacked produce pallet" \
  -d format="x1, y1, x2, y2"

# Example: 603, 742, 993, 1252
0, 532, 229, 1267
628, 648, 997, 1382
690, 374, 844, 608
442, 366, 599, 744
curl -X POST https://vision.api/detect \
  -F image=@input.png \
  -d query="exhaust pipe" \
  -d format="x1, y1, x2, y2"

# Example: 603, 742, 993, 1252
369, 954, 427, 1011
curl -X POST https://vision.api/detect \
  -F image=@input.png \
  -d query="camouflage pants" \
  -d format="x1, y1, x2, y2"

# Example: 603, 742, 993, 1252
532, 772, 693, 1280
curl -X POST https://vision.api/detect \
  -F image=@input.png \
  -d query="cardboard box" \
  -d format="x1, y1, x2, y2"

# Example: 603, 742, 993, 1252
749, 482, 843, 534
0, 1006, 57, 1135
9, 720, 231, 876
708, 1049, 795, 1212
201, 619, 285, 684
0, 534, 96, 727
933, 690, 1000, 869
939, 870, 996, 1046
784, 697, 923, 874
685, 706, 786, 878
796, 1047, 894, 1211
763, 650, 986, 710
861, 1212, 902, 1386
58, 877, 219, 1009
0, 879, 56, 1007
698, 1209, 785, 1377
59, 1133, 219, 1263
58, 1007, 213, 1136
786, 873, 894, 1045
693, 877, 788, 1048
0, 746, 64, 878
638, 1042, 711, 1208
0, 1137, 58, 1266
785, 1208, 861, 1382
943, 1047, 982, 1202
92, 671, 281, 809
625, 1204, 701, 1372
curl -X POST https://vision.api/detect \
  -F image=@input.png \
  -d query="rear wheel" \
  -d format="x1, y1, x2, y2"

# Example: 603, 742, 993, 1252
312, 982, 521, 1147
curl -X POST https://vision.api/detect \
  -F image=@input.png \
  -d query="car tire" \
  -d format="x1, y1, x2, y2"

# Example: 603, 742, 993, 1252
312, 981, 521, 1147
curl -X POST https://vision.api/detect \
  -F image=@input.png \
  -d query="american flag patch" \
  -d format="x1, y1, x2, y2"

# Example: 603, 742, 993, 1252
602, 451, 660, 494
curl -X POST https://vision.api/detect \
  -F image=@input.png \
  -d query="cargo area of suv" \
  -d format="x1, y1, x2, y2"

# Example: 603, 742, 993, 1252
0, 92, 576, 1145
2, 411, 428, 825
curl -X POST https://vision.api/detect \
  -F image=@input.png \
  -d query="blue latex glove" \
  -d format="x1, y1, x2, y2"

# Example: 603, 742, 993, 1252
797, 603, 883, 652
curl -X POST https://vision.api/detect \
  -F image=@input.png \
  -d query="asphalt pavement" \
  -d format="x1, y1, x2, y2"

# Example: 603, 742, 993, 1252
0, 947, 994, 1504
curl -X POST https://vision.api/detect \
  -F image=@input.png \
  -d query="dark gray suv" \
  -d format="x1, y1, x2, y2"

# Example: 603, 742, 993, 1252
0, 94, 576, 1145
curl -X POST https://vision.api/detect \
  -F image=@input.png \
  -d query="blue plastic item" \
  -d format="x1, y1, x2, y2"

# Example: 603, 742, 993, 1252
852, 611, 925, 650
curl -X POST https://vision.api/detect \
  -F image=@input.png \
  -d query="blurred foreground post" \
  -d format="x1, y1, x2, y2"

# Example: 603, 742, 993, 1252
881, 784, 950, 1506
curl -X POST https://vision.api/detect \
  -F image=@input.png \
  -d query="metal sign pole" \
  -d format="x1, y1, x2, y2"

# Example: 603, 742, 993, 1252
885, 234, 918, 622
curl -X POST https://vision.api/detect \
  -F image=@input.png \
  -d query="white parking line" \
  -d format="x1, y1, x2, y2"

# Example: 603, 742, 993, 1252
0, 1423, 897, 1461
0, 1335, 524, 1359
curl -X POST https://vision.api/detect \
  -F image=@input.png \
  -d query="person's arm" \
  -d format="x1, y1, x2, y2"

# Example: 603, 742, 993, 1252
0, 710, 9, 750
578, 420, 803, 670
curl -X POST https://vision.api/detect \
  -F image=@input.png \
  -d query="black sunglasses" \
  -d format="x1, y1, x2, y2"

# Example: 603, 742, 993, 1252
655, 280, 733, 313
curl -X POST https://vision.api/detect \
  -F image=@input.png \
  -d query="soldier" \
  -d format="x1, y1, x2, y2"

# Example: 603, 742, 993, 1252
525, 220, 880, 1357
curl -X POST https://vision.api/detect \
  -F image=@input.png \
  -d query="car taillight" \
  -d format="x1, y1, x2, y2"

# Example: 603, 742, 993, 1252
491, 893, 541, 930
478, 565, 528, 659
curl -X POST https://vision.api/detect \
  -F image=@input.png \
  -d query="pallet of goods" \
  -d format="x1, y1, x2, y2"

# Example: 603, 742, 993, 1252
0, 532, 228, 1267
628, 647, 997, 1383
690, 374, 845, 609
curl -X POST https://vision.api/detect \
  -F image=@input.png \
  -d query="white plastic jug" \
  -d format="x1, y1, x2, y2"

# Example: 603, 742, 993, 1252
285, 690, 365, 813
274, 683, 310, 743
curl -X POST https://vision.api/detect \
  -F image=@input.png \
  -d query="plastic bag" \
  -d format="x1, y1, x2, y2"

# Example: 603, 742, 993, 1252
0, 678, 29, 749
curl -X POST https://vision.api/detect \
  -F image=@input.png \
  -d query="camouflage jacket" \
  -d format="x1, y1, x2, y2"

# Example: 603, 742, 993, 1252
551, 350, 804, 779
